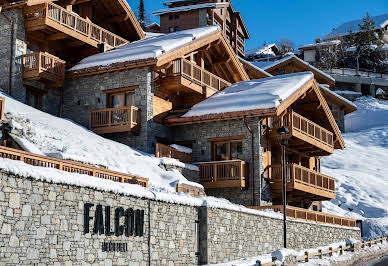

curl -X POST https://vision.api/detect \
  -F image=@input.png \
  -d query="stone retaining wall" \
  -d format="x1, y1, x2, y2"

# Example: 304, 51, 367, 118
0, 171, 360, 265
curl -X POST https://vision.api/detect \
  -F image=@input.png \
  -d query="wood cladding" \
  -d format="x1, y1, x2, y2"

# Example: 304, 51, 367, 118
153, 96, 173, 124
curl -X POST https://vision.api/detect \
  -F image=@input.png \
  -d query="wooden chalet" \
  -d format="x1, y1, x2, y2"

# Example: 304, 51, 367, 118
66, 26, 248, 137
166, 72, 343, 209
153, 0, 249, 57
250, 55, 357, 131
1, 0, 143, 89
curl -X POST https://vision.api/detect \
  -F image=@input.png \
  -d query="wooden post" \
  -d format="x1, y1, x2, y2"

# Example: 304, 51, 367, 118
318, 249, 323, 259
213, 164, 217, 182
304, 251, 309, 262
339, 245, 343, 255
329, 247, 333, 257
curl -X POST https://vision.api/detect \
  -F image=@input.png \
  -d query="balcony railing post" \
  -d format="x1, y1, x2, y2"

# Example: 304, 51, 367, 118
213, 164, 217, 182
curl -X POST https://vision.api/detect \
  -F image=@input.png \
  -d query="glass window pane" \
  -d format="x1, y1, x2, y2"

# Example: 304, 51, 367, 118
215, 143, 230, 161
30, 93, 38, 108
125, 92, 135, 106
231, 141, 243, 160
111, 94, 124, 108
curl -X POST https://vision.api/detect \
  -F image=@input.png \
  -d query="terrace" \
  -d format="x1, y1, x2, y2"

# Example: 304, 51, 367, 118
89, 106, 141, 135
157, 58, 231, 97
197, 160, 247, 189
266, 163, 336, 201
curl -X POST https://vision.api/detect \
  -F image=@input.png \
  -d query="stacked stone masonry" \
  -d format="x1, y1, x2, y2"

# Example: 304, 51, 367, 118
0, 171, 360, 265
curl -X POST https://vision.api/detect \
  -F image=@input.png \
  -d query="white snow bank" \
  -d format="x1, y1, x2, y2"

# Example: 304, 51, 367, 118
322, 97, 388, 238
183, 72, 314, 117
170, 144, 192, 154
0, 156, 287, 220
0, 91, 199, 193
70, 26, 219, 71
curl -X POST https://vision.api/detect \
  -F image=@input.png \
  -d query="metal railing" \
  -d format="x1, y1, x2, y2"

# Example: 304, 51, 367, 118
272, 111, 334, 149
197, 160, 247, 188
22, 52, 65, 81
323, 68, 388, 79
155, 143, 192, 164
164, 58, 231, 91
24, 2, 128, 47
89, 106, 140, 134
0, 145, 148, 187
266, 164, 336, 196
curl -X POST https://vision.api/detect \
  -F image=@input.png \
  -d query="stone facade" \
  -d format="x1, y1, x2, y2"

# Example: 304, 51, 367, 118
0, 171, 360, 265
172, 117, 270, 206
63, 68, 171, 154
203, 208, 361, 264
0, 9, 61, 116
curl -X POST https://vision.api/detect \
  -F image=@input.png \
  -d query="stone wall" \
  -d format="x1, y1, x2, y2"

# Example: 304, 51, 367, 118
0, 171, 360, 265
172, 117, 270, 206
203, 208, 360, 264
0, 172, 199, 265
0, 9, 25, 101
63, 68, 171, 154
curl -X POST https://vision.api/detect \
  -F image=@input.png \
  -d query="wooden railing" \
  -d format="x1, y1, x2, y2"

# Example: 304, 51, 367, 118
0, 97, 4, 121
0, 145, 148, 187
272, 111, 334, 151
89, 106, 140, 134
266, 164, 335, 198
22, 52, 65, 82
165, 58, 231, 91
24, 2, 128, 48
155, 143, 192, 164
249, 205, 356, 227
197, 160, 247, 188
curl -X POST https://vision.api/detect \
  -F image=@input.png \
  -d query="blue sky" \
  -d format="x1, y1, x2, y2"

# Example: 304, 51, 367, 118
127, 0, 388, 50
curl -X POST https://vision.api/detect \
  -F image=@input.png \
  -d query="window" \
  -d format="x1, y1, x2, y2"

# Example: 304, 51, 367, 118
169, 15, 174, 20
26, 87, 43, 110
108, 91, 135, 108
174, 15, 180, 20
174, 26, 180, 32
212, 140, 243, 161
169, 27, 175, 33
279, 69, 286, 75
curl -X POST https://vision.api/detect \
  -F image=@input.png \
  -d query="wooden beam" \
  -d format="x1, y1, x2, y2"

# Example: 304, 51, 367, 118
46, 33, 67, 41
106, 14, 129, 23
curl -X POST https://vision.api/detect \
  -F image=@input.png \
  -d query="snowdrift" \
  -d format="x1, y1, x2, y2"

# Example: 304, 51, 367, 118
0, 91, 200, 193
322, 97, 388, 238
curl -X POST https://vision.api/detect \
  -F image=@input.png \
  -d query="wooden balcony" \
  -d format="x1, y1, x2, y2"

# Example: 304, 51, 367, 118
266, 164, 336, 201
24, 2, 128, 49
248, 205, 356, 227
89, 106, 140, 135
270, 111, 334, 155
197, 160, 247, 189
157, 58, 231, 96
155, 143, 192, 164
22, 52, 65, 87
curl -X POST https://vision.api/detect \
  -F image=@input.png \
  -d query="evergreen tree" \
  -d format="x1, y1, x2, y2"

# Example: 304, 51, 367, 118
347, 13, 385, 71
137, 0, 146, 30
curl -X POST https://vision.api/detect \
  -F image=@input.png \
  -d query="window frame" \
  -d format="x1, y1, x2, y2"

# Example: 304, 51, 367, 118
103, 86, 137, 108
211, 139, 244, 161
25, 86, 44, 110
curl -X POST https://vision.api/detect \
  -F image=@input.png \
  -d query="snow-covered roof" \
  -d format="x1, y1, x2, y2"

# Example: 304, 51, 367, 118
246, 43, 279, 57
299, 40, 341, 50
250, 54, 335, 84
182, 72, 314, 118
239, 57, 273, 78
325, 13, 388, 40
319, 85, 357, 114
153, 2, 228, 16
70, 26, 219, 71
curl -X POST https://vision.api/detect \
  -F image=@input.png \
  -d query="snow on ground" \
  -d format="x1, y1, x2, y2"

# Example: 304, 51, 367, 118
0, 91, 199, 193
183, 72, 314, 117
321, 97, 388, 238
